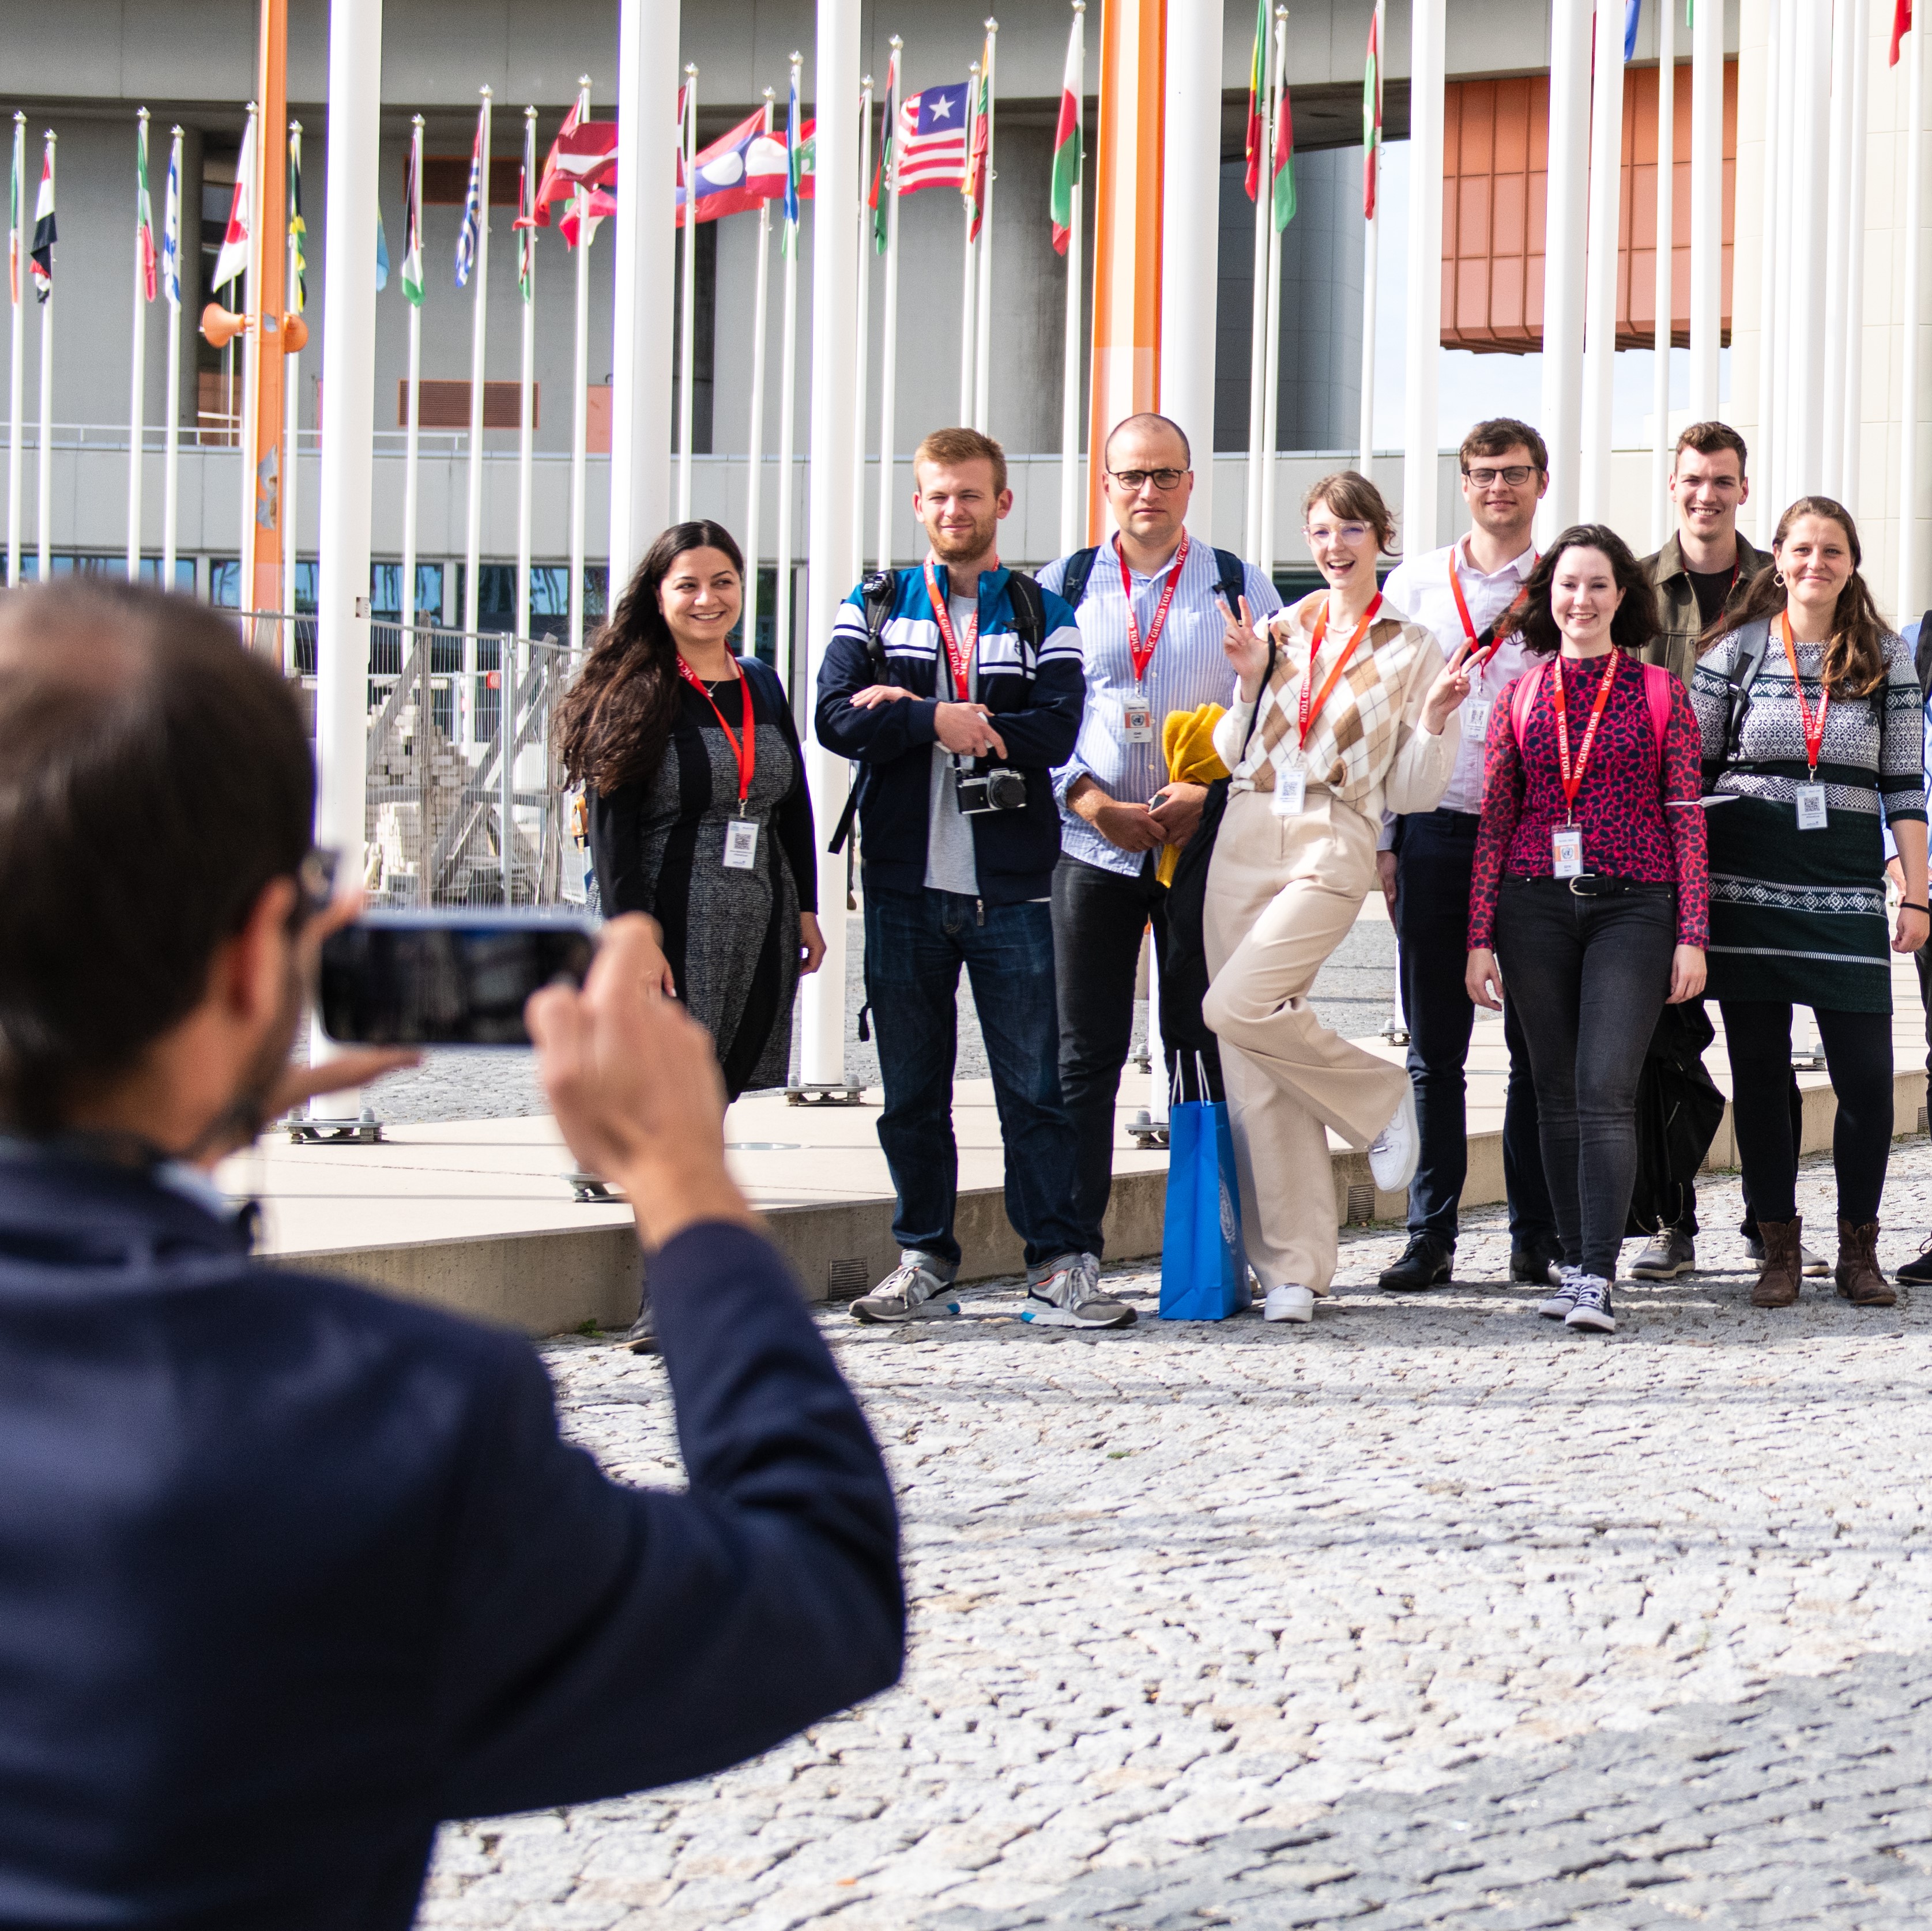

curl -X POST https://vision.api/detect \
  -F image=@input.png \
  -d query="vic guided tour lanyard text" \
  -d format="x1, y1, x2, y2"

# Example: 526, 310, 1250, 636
1779, 610, 1832, 830
924, 559, 982, 702
677, 659, 760, 869
1120, 533, 1189, 690
1274, 592, 1381, 816
1548, 651, 1620, 878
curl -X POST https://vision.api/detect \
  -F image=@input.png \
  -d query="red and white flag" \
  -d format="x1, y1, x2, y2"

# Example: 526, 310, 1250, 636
210, 114, 252, 292
530, 100, 618, 229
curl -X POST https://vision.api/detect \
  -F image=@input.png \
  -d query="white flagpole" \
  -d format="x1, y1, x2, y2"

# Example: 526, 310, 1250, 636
1688, 0, 1723, 418
973, 21, 998, 433
677, 65, 698, 521
517, 106, 536, 643
1902, 3, 1926, 617
284, 121, 302, 624
1842, 0, 1869, 518
1540, 0, 1590, 540
1244, 30, 1273, 557
775, 51, 803, 695
1756, 0, 1786, 541
1058, 7, 1085, 555
463, 87, 492, 743
7, 113, 22, 588
127, 108, 149, 582
1822, 0, 1855, 500
161, 125, 182, 591
1402, 1, 1444, 557
402, 115, 424, 650
236, 103, 258, 608
746, 89, 775, 644
877, 52, 903, 571
959, 60, 979, 423
1259, 7, 1286, 576
569, 78, 593, 655
1359, 0, 1381, 478
36, 129, 54, 585
1651, 7, 1673, 549
1578, 0, 1625, 523
852, 74, 872, 583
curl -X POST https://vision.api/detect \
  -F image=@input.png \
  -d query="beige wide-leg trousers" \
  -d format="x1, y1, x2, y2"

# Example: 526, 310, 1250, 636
1202, 788, 1409, 1294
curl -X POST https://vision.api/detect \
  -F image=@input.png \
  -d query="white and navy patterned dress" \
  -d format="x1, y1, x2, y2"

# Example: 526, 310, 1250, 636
1691, 622, 1926, 1013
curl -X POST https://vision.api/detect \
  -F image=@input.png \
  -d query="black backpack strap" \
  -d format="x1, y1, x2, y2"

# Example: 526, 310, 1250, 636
827, 572, 900, 857
1236, 642, 1276, 764
1057, 545, 1100, 609
1708, 620, 1772, 780
1212, 548, 1250, 613
1004, 570, 1048, 654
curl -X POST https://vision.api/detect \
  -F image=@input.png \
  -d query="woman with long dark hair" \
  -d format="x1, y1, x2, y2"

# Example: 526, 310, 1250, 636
1466, 525, 1708, 1336
1691, 497, 1927, 1309
558, 520, 823, 1096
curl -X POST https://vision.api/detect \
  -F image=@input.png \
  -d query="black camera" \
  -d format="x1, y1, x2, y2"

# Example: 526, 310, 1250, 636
955, 761, 1029, 816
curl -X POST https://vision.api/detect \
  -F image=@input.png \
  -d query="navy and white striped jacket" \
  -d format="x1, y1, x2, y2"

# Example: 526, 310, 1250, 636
814, 563, 1086, 904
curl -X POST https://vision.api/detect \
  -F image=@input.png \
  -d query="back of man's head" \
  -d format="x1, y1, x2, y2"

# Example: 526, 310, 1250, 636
0, 582, 312, 1134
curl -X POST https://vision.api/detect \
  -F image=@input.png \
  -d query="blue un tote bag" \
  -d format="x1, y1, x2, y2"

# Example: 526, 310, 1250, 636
1159, 1077, 1249, 1321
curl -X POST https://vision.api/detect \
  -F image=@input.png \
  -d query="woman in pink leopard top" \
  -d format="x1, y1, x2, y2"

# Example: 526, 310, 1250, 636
1466, 523, 1708, 1337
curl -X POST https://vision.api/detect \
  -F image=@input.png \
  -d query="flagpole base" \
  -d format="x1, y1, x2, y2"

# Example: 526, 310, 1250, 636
784, 1083, 868, 1107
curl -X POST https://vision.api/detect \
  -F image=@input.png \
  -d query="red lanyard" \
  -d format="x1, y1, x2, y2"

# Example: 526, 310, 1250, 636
1550, 650, 1621, 822
1447, 546, 1535, 669
1298, 593, 1383, 750
1778, 610, 1831, 775
923, 559, 983, 700
676, 658, 756, 809
1118, 533, 1189, 689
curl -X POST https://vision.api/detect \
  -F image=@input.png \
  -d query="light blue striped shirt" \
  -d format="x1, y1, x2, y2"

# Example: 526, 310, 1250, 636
1040, 534, 1281, 878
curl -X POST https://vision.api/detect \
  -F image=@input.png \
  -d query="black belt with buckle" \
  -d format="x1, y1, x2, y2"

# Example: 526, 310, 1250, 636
1564, 872, 1674, 900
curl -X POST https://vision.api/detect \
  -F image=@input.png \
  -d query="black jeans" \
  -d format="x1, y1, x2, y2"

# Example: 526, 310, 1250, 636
1494, 877, 1678, 1280
1051, 853, 1174, 1257
1917, 949, 1932, 1077
1669, 1038, 1801, 1241
1719, 1001, 1894, 1227
1395, 811, 1557, 1250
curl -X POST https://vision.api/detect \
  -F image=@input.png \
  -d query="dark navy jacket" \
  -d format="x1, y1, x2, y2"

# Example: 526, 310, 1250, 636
813, 564, 1086, 904
0, 1149, 903, 1927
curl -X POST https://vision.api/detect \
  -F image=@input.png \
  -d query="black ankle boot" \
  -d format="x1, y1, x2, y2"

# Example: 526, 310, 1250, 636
1379, 1236, 1453, 1292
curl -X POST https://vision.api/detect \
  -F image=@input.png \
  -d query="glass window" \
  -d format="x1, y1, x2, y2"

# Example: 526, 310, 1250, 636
208, 558, 240, 607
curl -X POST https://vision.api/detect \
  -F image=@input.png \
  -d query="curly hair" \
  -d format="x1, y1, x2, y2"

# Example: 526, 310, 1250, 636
553, 521, 745, 794
1704, 496, 1890, 699
1501, 523, 1662, 659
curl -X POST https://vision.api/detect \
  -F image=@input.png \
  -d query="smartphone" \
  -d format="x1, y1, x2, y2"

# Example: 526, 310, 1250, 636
319, 912, 598, 1047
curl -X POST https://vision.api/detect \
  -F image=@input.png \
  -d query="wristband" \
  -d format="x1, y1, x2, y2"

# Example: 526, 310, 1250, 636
1903, 902, 1930, 915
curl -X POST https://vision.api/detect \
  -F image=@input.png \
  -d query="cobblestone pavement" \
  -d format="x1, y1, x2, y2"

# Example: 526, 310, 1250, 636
421, 1138, 1932, 1930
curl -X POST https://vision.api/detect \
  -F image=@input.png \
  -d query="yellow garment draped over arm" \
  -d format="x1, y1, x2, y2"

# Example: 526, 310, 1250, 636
1156, 704, 1230, 888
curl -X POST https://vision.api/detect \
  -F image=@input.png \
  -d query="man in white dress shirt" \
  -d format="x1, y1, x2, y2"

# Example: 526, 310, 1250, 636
1038, 414, 1280, 1261
1374, 418, 1560, 1293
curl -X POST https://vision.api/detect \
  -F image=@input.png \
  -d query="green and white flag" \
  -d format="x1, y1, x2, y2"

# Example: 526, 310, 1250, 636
1050, 6, 1083, 255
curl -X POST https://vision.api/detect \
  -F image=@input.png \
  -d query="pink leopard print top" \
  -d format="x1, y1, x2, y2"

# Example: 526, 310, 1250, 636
1468, 651, 1709, 949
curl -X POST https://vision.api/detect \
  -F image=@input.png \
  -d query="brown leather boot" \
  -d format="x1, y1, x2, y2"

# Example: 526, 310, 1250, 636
1835, 1220, 1896, 1307
1751, 1217, 1803, 1307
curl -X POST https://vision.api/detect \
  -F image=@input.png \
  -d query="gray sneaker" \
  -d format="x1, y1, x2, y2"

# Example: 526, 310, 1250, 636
1022, 1251, 1136, 1329
1630, 1229, 1696, 1280
1565, 1276, 1617, 1333
850, 1253, 961, 1325
1538, 1265, 1584, 1321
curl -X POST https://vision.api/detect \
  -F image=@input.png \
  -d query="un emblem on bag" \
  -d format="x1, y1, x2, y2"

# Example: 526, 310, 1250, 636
1219, 1175, 1239, 1249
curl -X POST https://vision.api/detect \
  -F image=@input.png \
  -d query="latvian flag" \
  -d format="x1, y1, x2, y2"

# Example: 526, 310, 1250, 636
895, 84, 969, 195
532, 102, 618, 229
30, 133, 55, 304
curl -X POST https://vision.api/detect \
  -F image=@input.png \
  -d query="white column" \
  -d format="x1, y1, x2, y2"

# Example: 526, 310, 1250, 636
973, 24, 998, 434
802, 0, 860, 1091
1901, 1, 1926, 616
1688, 0, 1723, 418
878, 58, 903, 571
1539, 0, 1590, 540
462, 87, 491, 659
1787, 0, 1831, 496
1651, 10, 1674, 550
1842, 0, 1870, 517
1159, 0, 1219, 538
127, 108, 149, 582
611, 0, 678, 587
1822, 0, 1856, 498
314, 0, 383, 1097
7, 114, 21, 587
1755, 0, 1786, 540
1243, 51, 1273, 556
677, 65, 698, 521
747, 90, 775, 635
1401, 0, 1445, 556
1579, 0, 1625, 524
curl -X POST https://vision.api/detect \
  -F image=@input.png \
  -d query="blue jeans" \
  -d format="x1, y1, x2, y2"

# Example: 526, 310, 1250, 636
1395, 810, 1557, 1249
864, 887, 1084, 1269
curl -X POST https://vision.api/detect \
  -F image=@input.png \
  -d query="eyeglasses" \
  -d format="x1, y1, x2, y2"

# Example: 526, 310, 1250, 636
1106, 467, 1188, 492
1305, 522, 1372, 546
1462, 465, 1539, 487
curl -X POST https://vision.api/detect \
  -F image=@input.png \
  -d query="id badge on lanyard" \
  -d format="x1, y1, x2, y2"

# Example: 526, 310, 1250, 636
677, 660, 759, 869
1271, 756, 1308, 817
1779, 614, 1833, 832
1118, 537, 1187, 748
1551, 825, 1584, 878
1121, 694, 1155, 744
723, 817, 759, 869
1463, 697, 1492, 744
1794, 784, 1829, 831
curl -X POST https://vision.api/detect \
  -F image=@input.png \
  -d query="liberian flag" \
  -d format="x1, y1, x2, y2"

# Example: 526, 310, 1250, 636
1244, 0, 1268, 201
896, 85, 969, 194
1893, 0, 1913, 65
869, 46, 898, 251
1049, 10, 1082, 255
210, 115, 251, 293
963, 46, 991, 242
401, 128, 423, 306
676, 107, 781, 226
1271, 81, 1296, 231
454, 103, 484, 288
160, 131, 180, 310
1362, 5, 1383, 219
30, 133, 54, 304
135, 116, 156, 303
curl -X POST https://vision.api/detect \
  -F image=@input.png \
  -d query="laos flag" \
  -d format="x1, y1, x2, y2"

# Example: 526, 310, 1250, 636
676, 108, 788, 227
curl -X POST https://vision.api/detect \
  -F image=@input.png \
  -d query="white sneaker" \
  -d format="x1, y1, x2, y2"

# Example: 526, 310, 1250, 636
1263, 1284, 1316, 1323
1538, 1265, 1584, 1321
1564, 1275, 1617, 1333
1368, 1085, 1421, 1194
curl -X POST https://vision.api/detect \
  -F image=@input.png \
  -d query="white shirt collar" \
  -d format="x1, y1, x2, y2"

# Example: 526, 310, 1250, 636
1453, 534, 1538, 584
1110, 530, 1189, 583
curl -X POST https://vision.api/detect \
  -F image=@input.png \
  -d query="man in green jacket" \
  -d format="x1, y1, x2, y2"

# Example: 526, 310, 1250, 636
1631, 420, 1822, 1283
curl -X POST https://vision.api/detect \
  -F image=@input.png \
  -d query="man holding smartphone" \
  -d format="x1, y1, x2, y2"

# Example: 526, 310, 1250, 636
0, 582, 903, 1924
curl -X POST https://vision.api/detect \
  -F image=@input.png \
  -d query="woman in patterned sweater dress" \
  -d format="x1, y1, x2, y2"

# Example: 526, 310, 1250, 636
1467, 525, 1709, 1336
1691, 497, 1928, 1308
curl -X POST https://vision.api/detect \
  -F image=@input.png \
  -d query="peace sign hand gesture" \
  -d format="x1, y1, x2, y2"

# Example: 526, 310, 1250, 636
1217, 595, 1272, 702
1421, 640, 1476, 736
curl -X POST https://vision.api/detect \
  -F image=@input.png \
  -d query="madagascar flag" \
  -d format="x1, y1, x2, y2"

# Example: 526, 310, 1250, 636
1363, 5, 1383, 219
1049, 7, 1082, 255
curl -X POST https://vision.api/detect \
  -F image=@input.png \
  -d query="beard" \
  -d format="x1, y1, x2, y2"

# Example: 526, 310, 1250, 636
182, 950, 306, 1163
927, 512, 1000, 564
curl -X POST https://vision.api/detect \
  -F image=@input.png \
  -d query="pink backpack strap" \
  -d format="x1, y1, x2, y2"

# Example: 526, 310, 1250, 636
1508, 659, 1548, 750
1640, 661, 1673, 760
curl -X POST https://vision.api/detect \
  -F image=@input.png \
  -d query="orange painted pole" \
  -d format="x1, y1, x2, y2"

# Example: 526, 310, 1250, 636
1085, 0, 1164, 541
249, 0, 289, 642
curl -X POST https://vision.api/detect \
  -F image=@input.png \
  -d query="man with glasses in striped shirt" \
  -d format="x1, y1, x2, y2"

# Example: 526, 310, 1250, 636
1038, 413, 1280, 1262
